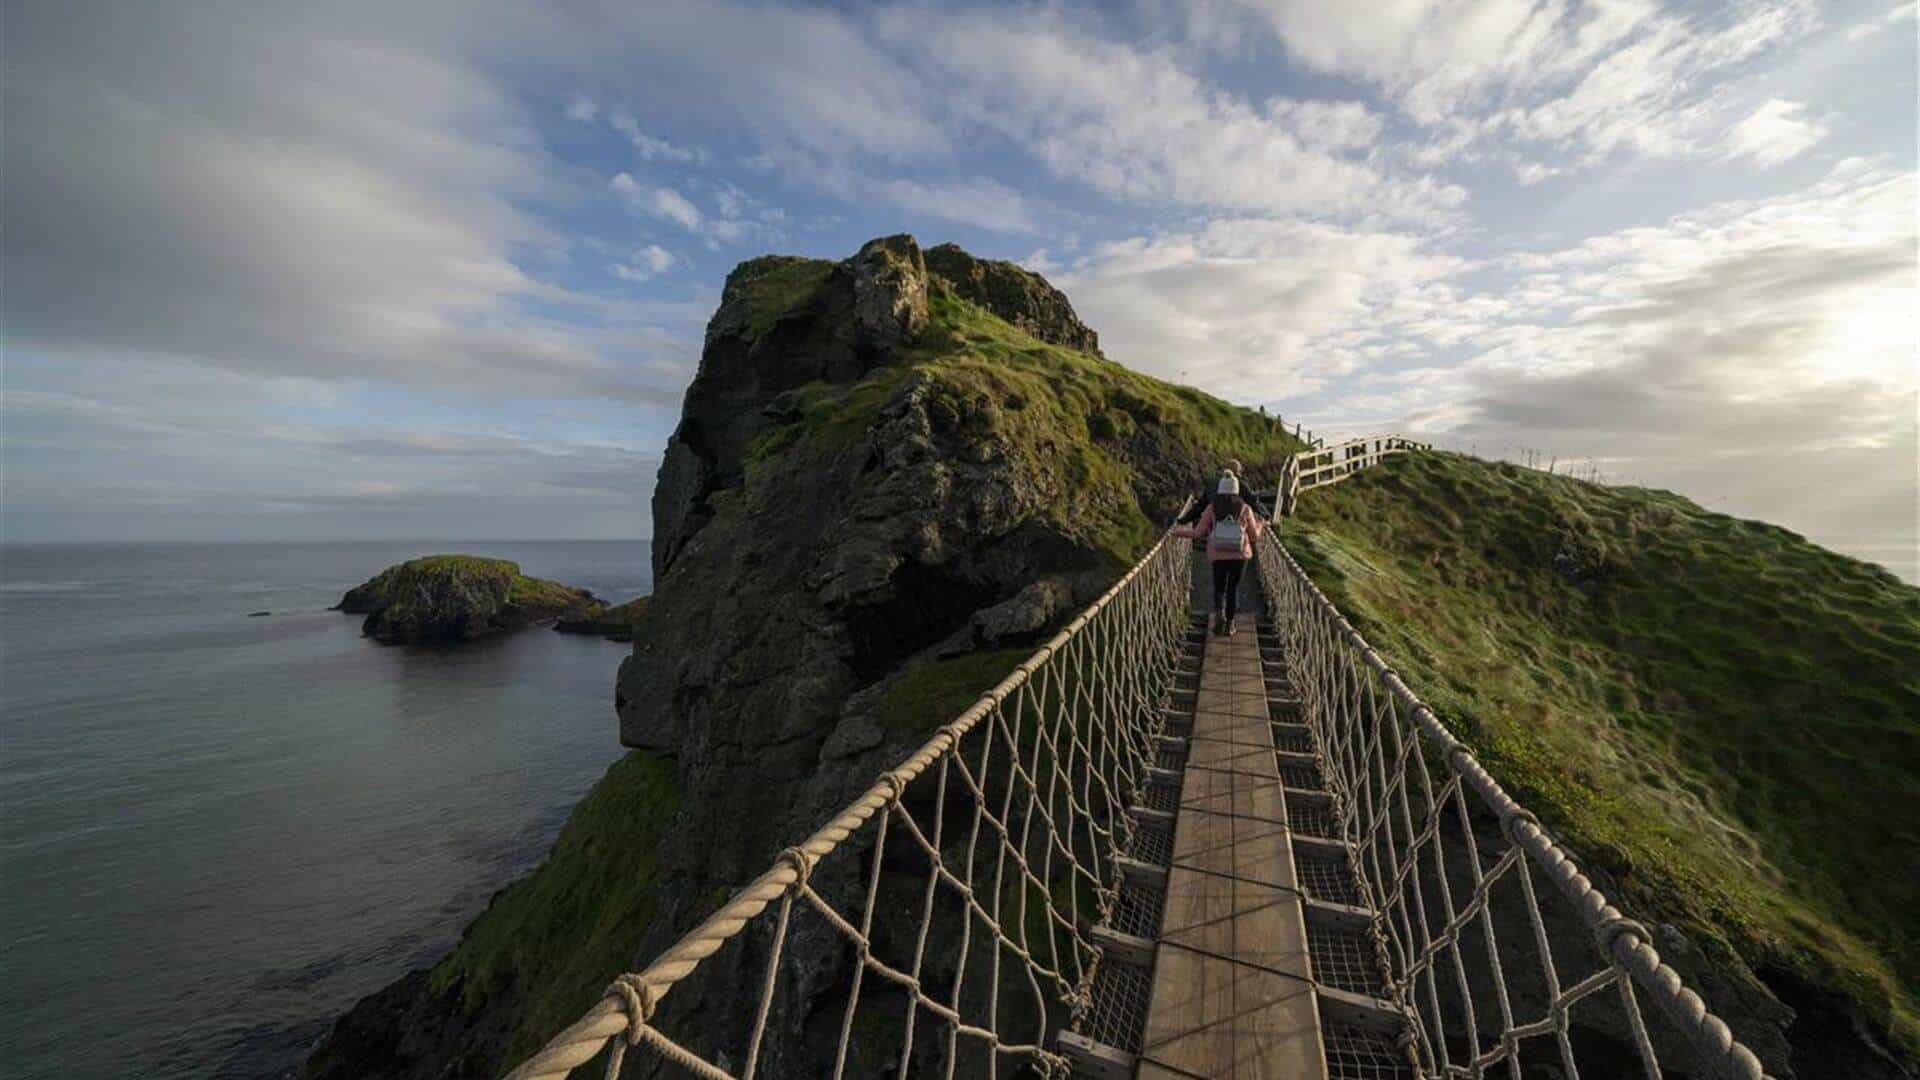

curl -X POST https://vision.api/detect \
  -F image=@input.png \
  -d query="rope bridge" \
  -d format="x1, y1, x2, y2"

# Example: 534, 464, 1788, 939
502, 442, 1770, 1079
505, 516, 1196, 1079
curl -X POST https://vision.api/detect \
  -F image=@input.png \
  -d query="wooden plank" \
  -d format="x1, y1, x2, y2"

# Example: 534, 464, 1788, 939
1170, 791, 1291, 888
1139, 944, 1322, 1080
1186, 738, 1276, 773
1059, 1031, 1137, 1080
1142, 621, 1327, 1079
1178, 768, 1289, 825
1184, 716, 1273, 747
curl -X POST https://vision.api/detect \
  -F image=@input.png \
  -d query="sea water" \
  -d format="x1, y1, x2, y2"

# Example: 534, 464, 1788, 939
0, 540, 647, 1078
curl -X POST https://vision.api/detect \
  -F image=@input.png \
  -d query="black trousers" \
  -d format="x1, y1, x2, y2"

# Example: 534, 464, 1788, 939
1211, 559, 1246, 620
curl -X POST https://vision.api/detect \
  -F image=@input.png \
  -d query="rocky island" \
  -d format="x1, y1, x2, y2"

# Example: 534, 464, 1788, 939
335, 555, 600, 645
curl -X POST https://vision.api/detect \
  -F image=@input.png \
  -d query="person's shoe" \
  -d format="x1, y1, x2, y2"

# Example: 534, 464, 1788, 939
1226, 616, 1237, 636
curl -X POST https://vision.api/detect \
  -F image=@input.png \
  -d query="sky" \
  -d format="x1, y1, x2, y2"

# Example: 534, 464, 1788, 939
2, 0, 1915, 580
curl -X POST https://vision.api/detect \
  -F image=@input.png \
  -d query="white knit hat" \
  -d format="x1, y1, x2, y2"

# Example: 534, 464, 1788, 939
1217, 474, 1240, 494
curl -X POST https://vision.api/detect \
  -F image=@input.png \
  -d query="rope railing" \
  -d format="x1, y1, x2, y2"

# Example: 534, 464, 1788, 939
1255, 525, 1771, 1079
503, 511, 1195, 1080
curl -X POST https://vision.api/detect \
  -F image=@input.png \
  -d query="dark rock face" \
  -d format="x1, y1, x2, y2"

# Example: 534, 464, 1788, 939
300, 971, 502, 1080
650, 236, 1105, 585
650, 253, 858, 582
924, 242, 1099, 354
335, 556, 597, 645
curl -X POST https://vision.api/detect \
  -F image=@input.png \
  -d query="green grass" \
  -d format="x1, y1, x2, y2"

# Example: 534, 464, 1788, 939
427, 750, 679, 1065
506, 573, 593, 611
361, 554, 587, 612
738, 258, 834, 341
879, 648, 1033, 732
744, 281, 1302, 569
1285, 451, 1920, 1056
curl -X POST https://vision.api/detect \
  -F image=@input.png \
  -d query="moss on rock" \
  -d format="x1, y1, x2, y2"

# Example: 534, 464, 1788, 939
554, 596, 651, 642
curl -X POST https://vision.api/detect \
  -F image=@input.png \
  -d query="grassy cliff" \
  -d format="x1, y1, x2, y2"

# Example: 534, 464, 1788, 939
746, 276, 1301, 567
422, 750, 679, 1067
1283, 451, 1920, 1058
332, 247, 1301, 1076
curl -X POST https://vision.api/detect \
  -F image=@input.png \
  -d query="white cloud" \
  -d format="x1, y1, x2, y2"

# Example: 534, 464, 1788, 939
552, 0, 948, 163
3, 380, 662, 540
876, 10, 1465, 221
608, 175, 784, 246
0, 4, 684, 405
1514, 160, 1561, 184
608, 108, 700, 162
1846, 1, 1917, 41
874, 177, 1040, 234
1223, 0, 1819, 165
611, 244, 676, 282
1266, 99, 1387, 149
564, 94, 598, 122
612, 174, 704, 230
1722, 98, 1829, 166
1054, 218, 1468, 401
1379, 161, 1917, 575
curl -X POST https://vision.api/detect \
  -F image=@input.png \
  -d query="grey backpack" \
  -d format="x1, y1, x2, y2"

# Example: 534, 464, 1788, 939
1208, 511, 1245, 555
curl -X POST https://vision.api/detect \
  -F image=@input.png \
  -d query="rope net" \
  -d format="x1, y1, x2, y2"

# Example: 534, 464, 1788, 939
1255, 527, 1771, 1080
504, 522, 1194, 1080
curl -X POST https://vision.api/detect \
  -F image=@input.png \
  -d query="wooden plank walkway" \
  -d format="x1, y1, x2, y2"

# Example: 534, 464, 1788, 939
1139, 619, 1327, 1079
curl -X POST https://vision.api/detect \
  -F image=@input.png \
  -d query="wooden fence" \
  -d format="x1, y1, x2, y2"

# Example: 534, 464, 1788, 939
1276, 435, 1428, 518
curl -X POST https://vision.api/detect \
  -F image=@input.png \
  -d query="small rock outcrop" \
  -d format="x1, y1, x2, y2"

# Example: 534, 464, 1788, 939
335, 556, 597, 645
553, 596, 650, 642
851, 234, 928, 344
924, 242, 1100, 354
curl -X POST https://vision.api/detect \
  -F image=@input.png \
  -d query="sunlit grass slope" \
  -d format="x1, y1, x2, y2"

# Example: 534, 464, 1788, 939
1284, 451, 1920, 1055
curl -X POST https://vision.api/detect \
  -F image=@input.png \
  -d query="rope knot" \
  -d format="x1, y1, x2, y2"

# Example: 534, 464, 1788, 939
775, 846, 815, 891
1498, 807, 1541, 845
876, 770, 909, 805
605, 972, 658, 1043
1594, 914, 1650, 957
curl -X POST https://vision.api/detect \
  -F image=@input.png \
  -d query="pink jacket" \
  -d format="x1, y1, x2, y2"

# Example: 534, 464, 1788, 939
1176, 503, 1264, 562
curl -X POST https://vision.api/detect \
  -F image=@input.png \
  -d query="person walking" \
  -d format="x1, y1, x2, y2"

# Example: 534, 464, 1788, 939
1176, 473, 1264, 636
1179, 458, 1269, 524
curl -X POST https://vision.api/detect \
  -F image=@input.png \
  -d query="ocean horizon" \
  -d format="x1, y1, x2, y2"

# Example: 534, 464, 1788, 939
0, 539, 650, 1079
